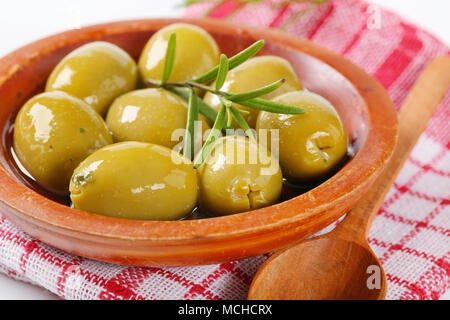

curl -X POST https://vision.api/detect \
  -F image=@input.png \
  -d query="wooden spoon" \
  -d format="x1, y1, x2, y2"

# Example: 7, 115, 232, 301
248, 57, 450, 300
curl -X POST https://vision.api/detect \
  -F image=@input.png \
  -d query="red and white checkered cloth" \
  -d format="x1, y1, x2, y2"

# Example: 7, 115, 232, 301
0, 0, 448, 300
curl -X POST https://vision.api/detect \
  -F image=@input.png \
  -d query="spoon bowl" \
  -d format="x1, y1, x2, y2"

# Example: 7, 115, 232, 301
248, 237, 386, 300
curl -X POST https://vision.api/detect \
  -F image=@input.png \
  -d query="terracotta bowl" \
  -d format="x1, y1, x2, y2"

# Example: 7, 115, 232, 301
0, 18, 397, 266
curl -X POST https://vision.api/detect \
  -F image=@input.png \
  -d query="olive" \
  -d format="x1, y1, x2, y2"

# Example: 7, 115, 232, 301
13, 91, 113, 195
46, 41, 138, 116
256, 91, 348, 182
106, 88, 210, 151
197, 135, 282, 216
69, 141, 198, 221
203, 56, 302, 128
138, 23, 219, 84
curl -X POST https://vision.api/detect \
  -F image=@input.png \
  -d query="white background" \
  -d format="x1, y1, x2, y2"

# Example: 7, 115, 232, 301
0, 0, 448, 300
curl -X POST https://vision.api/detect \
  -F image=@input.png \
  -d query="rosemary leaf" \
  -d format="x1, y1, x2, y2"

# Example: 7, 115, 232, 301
238, 109, 250, 115
215, 54, 229, 92
228, 39, 264, 70
229, 105, 256, 142
194, 102, 226, 168
226, 106, 233, 128
183, 88, 198, 160
166, 87, 218, 123
238, 97, 306, 114
161, 33, 177, 85
193, 40, 264, 84
224, 78, 285, 102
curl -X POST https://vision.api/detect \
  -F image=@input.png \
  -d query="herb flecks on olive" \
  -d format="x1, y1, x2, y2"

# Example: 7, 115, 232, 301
69, 142, 198, 221
198, 136, 282, 216
13, 91, 113, 195
46, 41, 138, 116
204, 56, 303, 128
256, 90, 348, 182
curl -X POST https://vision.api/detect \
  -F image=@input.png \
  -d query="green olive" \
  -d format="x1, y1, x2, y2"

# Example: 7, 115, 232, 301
70, 141, 198, 220
106, 88, 210, 151
203, 56, 302, 128
13, 91, 113, 195
138, 23, 220, 84
197, 135, 282, 216
46, 41, 138, 116
256, 90, 348, 182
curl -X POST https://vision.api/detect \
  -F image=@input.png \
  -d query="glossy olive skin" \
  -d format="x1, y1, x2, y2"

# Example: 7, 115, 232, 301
13, 91, 113, 195
70, 142, 198, 221
256, 91, 348, 182
139, 23, 219, 84
46, 41, 138, 116
197, 136, 282, 216
203, 56, 302, 128
106, 88, 210, 150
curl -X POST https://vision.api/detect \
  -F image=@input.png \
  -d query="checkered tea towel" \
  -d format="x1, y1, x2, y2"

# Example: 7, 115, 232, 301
0, 0, 448, 300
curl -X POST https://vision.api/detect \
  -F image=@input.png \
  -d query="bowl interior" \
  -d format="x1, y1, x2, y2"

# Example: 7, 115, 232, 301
0, 26, 367, 208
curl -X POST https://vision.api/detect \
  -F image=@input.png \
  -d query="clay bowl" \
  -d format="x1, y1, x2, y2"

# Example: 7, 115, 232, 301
0, 18, 397, 266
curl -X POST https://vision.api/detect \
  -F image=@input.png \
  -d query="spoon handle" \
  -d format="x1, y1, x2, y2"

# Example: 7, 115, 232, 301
332, 56, 450, 244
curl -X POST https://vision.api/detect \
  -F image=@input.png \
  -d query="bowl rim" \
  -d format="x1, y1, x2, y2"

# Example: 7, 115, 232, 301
0, 18, 398, 244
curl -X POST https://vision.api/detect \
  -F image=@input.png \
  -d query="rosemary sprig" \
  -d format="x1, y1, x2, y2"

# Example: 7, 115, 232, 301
146, 32, 306, 167
156, 79, 305, 115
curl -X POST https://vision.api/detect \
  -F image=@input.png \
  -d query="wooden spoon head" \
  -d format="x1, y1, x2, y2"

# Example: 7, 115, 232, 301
248, 238, 387, 300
